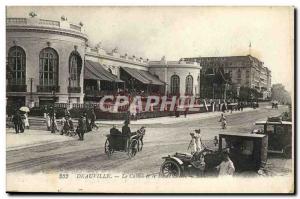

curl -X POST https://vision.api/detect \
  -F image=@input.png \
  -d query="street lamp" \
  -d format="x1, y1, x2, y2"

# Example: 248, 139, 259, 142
51, 88, 56, 133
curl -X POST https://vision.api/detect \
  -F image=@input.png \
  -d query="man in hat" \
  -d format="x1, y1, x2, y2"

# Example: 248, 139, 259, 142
122, 120, 131, 150
77, 114, 87, 141
90, 109, 99, 130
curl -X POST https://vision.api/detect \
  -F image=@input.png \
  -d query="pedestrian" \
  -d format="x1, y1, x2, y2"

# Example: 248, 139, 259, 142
184, 107, 188, 118
216, 151, 235, 176
188, 129, 203, 154
85, 111, 92, 133
19, 113, 25, 133
90, 109, 99, 130
221, 103, 226, 113
240, 102, 244, 111
50, 112, 59, 133
77, 114, 87, 141
45, 113, 51, 131
24, 112, 30, 129
62, 115, 74, 136
12, 111, 22, 134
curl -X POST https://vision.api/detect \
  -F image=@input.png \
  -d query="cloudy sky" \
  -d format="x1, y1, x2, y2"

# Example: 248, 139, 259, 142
6, 6, 294, 92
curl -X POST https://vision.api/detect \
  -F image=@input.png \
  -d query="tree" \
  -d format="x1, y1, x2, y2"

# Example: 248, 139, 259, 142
271, 84, 291, 104
238, 86, 262, 101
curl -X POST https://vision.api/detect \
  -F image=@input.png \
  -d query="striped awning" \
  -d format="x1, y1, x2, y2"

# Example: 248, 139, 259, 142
84, 60, 123, 82
121, 67, 165, 85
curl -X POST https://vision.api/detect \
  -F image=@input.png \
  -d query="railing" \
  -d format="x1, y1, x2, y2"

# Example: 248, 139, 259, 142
39, 19, 60, 27
6, 84, 27, 92
6, 18, 82, 33
70, 24, 81, 31
6, 18, 27, 25
84, 90, 116, 96
37, 85, 60, 93
68, 86, 81, 93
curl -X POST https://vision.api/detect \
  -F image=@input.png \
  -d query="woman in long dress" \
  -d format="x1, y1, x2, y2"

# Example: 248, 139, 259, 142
24, 113, 30, 129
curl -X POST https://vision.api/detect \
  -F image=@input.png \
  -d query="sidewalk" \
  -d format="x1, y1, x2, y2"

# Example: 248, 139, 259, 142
6, 128, 74, 151
99, 107, 259, 125
25, 106, 266, 126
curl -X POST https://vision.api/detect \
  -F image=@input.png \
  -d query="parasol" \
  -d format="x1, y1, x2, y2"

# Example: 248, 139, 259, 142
19, 106, 30, 112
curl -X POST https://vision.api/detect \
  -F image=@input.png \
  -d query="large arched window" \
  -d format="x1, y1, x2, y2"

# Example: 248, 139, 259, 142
7, 46, 26, 85
185, 75, 193, 95
69, 51, 82, 87
170, 75, 180, 95
39, 47, 59, 86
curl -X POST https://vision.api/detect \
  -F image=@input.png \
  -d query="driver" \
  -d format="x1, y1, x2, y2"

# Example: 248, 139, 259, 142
122, 120, 131, 151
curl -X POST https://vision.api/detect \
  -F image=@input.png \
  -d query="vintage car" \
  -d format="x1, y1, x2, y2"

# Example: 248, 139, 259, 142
254, 117, 292, 158
160, 132, 268, 177
104, 127, 145, 158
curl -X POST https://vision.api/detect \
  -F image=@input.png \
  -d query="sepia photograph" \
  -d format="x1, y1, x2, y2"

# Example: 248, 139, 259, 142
5, 6, 294, 193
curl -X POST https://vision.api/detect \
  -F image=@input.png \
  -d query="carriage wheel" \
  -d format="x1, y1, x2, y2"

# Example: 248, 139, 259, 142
104, 139, 114, 157
128, 139, 138, 158
160, 160, 182, 177
137, 139, 143, 152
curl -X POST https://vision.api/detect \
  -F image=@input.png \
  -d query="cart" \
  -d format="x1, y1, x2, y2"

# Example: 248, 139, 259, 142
104, 127, 145, 158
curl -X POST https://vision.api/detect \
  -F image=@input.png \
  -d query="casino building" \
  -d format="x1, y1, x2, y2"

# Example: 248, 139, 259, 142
6, 13, 201, 108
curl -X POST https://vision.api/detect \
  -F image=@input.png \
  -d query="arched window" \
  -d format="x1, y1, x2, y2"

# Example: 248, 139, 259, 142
39, 47, 59, 86
69, 51, 82, 87
170, 75, 180, 95
108, 68, 113, 74
7, 46, 26, 85
185, 75, 193, 95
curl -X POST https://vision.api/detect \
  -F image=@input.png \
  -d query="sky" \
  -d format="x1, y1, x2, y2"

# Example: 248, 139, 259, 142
6, 6, 294, 92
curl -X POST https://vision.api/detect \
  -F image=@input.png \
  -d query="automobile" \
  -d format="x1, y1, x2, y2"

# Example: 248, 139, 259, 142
160, 132, 268, 177
254, 117, 292, 158
104, 127, 145, 158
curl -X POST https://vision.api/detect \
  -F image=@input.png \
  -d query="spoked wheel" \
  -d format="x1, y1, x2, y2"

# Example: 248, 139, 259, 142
160, 160, 182, 177
128, 139, 138, 158
104, 139, 114, 157
137, 139, 143, 152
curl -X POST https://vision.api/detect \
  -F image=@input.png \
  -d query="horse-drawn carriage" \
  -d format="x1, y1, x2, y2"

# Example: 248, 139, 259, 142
105, 127, 145, 158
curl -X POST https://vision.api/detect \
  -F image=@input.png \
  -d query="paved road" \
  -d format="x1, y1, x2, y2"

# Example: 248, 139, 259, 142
7, 104, 291, 176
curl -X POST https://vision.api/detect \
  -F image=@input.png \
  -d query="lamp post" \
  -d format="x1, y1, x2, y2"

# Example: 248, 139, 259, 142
51, 88, 56, 133
28, 77, 34, 108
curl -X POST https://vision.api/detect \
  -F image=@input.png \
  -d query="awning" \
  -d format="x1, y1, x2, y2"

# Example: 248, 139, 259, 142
84, 60, 123, 82
121, 67, 165, 85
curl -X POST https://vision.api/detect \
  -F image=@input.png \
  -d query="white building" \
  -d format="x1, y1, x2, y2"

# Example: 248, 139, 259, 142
6, 14, 202, 108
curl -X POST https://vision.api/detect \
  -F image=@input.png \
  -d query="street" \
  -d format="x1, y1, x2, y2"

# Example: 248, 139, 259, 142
6, 103, 292, 176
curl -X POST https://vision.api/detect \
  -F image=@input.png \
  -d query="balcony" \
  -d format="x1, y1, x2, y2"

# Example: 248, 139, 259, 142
7, 84, 27, 92
68, 86, 81, 93
37, 85, 60, 93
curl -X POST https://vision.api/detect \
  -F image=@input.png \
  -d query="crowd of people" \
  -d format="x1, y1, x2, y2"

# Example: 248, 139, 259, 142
43, 107, 99, 141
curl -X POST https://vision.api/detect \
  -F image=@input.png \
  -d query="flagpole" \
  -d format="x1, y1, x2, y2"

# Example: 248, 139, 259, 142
249, 42, 252, 55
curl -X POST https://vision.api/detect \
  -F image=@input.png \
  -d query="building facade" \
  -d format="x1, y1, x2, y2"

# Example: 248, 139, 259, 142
185, 55, 272, 99
6, 14, 201, 108
6, 16, 88, 107
148, 57, 201, 96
